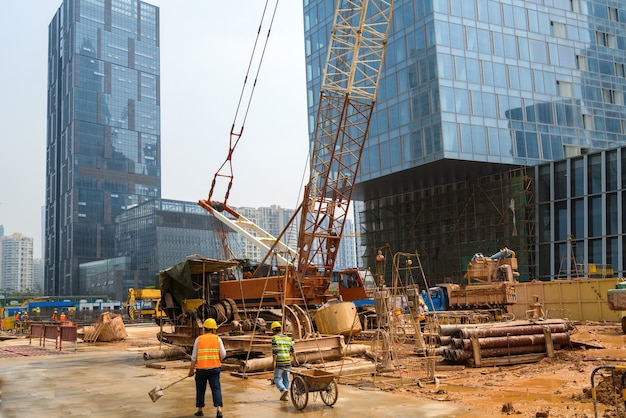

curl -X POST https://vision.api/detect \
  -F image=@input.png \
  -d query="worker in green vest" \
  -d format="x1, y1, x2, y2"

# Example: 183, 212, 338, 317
271, 321, 298, 401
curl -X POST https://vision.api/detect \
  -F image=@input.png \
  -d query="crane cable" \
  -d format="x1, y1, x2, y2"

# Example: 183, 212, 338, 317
208, 0, 281, 205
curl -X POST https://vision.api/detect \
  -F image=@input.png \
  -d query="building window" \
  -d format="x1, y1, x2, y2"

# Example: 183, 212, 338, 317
608, 7, 619, 22
582, 114, 594, 130
615, 62, 625, 77
557, 80, 573, 97
570, 0, 581, 13
551, 21, 566, 38
576, 55, 587, 70
596, 31, 617, 48
588, 196, 602, 237
602, 88, 624, 105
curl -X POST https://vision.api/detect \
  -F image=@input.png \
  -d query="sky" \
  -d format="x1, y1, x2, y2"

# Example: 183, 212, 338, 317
0, 1, 311, 259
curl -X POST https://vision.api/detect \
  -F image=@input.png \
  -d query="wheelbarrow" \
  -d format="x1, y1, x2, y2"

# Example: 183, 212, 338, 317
289, 369, 338, 410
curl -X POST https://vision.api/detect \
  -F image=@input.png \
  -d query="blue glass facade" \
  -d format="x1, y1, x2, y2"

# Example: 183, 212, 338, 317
113, 199, 233, 299
304, 0, 626, 282
305, 0, 626, 178
46, 0, 160, 296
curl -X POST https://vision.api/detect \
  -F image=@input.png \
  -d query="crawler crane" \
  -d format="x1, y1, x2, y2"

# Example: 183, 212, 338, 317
198, 0, 395, 314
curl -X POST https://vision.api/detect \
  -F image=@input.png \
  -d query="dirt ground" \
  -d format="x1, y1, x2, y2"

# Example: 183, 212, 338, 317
390, 321, 626, 418
1, 320, 624, 417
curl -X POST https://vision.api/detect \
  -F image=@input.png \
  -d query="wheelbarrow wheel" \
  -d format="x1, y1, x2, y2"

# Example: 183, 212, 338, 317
290, 375, 308, 410
320, 379, 338, 406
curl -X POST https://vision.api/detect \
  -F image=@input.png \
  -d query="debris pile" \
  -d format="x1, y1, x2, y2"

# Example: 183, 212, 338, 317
82, 312, 127, 342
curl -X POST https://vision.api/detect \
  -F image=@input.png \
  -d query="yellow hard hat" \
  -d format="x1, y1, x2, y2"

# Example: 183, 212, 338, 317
271, 321, 282, 330
203, 318, 218, 329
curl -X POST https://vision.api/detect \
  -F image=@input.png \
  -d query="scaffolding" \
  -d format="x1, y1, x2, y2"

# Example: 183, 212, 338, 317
359, 167, 535, 286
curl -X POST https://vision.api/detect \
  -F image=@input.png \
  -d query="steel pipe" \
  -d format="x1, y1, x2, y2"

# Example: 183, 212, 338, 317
450, 332, 570, 350
458, 323, 571, 339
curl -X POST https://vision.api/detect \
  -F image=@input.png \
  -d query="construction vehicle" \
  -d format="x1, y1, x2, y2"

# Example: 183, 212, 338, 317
124, 288, 166, 323
329, 268, 377, 306
155, 1, 394, 349
195, 0, 395, 334
422, 248, 519, 321
607, 280, 626, 333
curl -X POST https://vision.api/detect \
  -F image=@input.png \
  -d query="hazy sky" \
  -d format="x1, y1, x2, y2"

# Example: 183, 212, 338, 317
0, 1, 310, 259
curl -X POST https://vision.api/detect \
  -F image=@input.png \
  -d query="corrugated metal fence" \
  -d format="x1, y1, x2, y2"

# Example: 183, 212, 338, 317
510, 278, 624, 322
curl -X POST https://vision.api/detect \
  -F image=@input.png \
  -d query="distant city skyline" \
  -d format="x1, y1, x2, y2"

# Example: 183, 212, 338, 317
0, 1, 310, 259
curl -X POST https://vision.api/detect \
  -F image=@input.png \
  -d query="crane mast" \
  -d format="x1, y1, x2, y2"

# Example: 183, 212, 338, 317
297, 0, 394, 280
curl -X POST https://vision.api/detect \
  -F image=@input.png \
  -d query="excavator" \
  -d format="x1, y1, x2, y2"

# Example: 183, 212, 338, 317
158, 1, 394, 349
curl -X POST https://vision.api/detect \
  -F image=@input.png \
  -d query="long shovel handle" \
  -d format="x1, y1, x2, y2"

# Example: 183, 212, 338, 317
162, 375, 190, 390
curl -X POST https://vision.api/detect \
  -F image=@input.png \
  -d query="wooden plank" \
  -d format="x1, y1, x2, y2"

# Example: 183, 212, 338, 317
467, 353, 546, 367
470, 334, 481, 367
145, 360, 189, 369
83, 323, 105, 343
543, 327, 554, 358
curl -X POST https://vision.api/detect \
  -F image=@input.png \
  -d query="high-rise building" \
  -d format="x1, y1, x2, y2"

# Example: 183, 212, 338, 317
335, 218, 358, 270
0, 233, 34, 293
46, 0, 160, 295
118, 199, 232, 276
304, 1, 626, 282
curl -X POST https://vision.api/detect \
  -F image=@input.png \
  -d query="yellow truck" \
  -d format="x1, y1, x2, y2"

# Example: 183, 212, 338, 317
124, 288, 166, 323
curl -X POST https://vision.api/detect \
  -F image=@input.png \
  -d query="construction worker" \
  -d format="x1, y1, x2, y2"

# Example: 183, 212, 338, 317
271, 321, 298, 401
60, 311, 67, 324
51, 309, 58, 322
188, 318, 225, 418
14, 312, 21, 332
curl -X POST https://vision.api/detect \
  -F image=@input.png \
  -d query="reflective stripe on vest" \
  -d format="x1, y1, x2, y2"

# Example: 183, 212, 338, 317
196, 333, 221, 369
272, 334, 292, 365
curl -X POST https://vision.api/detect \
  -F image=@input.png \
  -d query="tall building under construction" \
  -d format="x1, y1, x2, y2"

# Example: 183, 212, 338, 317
303, 0, 626, 283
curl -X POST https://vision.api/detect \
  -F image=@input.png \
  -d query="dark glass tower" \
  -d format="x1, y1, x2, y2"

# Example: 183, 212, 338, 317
46, 0, 160, 295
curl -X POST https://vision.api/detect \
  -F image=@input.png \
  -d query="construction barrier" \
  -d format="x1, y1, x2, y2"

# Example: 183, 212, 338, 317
512, 278, 624, 322
29, 322, 77, 351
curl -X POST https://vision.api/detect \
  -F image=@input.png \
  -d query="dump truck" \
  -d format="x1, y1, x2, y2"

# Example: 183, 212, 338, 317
607, 280, 626, 333
423, 248, 519, 320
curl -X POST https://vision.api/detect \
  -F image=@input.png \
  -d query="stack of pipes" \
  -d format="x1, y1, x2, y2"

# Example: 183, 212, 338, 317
438, 320, 574, 363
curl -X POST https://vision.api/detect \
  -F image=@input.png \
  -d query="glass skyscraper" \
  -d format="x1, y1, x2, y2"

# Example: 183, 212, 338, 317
303, 1, 626, 282
46, 0, 160, 296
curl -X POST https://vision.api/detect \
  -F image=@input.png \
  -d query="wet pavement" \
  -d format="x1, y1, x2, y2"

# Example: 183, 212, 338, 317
0, 330, 465, 418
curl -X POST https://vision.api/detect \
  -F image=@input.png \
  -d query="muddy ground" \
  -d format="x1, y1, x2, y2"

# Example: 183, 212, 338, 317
389, 321, 626, 418
1, 320, 624, 417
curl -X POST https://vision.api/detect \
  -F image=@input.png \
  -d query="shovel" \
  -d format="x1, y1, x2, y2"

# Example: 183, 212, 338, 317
148, 375, 190, 402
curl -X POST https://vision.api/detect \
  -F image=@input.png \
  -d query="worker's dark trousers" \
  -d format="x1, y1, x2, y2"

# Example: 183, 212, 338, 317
195, 367, 222, 408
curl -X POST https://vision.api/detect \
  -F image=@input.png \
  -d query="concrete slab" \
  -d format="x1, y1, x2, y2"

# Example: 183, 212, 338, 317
0, 345, 464, 417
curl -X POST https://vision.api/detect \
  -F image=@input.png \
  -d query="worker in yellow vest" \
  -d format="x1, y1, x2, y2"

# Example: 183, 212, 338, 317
188, 318, 226, 417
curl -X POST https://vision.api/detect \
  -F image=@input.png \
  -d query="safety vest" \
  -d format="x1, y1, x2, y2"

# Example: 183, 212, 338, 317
60, 313, 66, 323
196, 333, 221, 369
272, 334, 293, 366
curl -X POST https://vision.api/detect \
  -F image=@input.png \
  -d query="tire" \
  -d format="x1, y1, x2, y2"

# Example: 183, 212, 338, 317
320, 380, 338, 406
290, 375, 308, 410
